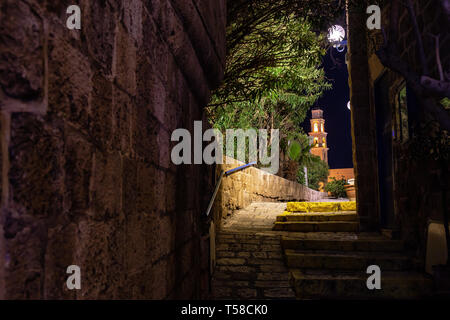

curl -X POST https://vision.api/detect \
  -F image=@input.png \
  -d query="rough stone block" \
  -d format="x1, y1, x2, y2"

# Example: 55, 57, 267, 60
9, 113, 63, 218
83, 0, 117, 71
90, 150, 122, 221
64, 129, 93, 216
44, 223, 77, 299
236, 288, 257, 299
111, 87, 133, 155
90, 72, 113, 150
0, 1, 44, 101
216, 258, 246, 266
146, 214, 175, 264
4, 217, 47, 299
47, 28, 91, 123
114, 24, 137, 96
136, 162, 165, 213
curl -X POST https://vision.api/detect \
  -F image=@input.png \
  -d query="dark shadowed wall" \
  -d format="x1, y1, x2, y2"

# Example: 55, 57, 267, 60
0, 0, 226, 299
347, 0, 449, 260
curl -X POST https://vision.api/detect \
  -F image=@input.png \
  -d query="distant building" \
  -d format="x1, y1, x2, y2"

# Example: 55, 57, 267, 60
329, 168, 355, 184
308, 108, 329, 164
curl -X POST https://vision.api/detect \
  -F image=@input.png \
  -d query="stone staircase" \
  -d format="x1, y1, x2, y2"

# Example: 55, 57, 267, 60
282, 236, 434, 299
211, 231, 296, 300
273, 211, 359, 232
211, 202, 434, 300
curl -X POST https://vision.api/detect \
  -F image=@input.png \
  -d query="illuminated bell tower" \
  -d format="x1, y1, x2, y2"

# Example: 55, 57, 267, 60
309, 108, 329, 164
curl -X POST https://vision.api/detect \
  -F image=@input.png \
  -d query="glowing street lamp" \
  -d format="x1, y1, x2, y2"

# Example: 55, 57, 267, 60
327, 25, 347, 52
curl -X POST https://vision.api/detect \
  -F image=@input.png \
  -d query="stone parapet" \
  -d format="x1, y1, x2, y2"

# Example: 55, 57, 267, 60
213, 157, 327, 229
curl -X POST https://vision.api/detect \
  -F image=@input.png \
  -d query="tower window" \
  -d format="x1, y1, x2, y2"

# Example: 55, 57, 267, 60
321, 123, 324, 132
314, 123, 318, 132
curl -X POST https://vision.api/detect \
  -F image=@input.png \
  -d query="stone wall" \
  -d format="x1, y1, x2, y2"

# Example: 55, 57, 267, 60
351, 0, 449, 259
377, 0, 449, 256
213, 157, 327, 229
328, 168, 355, 182
0, 0, 226, 299
346, 0, 381, 231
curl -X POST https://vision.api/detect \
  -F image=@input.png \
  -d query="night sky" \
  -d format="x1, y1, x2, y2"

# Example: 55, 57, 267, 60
302, 47, 353, 169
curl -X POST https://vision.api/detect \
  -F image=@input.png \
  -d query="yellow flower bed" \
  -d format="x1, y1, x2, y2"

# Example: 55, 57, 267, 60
339, 201, 357, 211
286, 201, 357, 213
308, 202, 340, 212
286, 202, 309, 212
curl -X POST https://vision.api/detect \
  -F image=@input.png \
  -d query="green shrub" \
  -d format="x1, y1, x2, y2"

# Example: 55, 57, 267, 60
325, 177, 348, 198
297, 156, 329, 190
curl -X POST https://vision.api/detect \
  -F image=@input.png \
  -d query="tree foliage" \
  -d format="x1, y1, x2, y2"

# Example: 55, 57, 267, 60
212, 18, 330, 106
375, 0, 450, 131
325, 177, 348, 198
297, 156, 329, 190
207, 14, 334, 144
227, 0, 345, 54
208, 0, 342, 111
207, 0, 342, 177
286, 134, 316, 165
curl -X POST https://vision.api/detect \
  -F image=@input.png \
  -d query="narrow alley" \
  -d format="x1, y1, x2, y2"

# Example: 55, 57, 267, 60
0, 0, 448, 307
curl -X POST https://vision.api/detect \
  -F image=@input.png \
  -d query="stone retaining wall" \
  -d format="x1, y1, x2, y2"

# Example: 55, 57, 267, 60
213, 157, 327, 229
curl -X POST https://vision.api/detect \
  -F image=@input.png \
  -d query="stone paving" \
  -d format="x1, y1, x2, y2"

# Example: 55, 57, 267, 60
212, 201, 356, 299
212, 201, 383, 300
221, 202, 287, 232
212, 202, 434, 300
212, 231, 296, 299
212, 203, 292, 299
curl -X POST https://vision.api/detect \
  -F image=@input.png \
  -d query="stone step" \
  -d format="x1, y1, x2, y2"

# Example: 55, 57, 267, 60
281, 237, 405, 252
217, 235, 281, 245
290, 269, 433, 299
217, 250, 283, 259
212, 231, 296, 299
214, 270, 292, 282
276, 211, 358, 222
216, 242, 282, 252
212, 278, 296, 300
273, 221, 359, 232
285, 249, 417, 271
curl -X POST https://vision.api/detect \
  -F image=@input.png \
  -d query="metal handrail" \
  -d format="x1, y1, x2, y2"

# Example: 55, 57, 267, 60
205, 161, 257, 217
224, 161, 257, 176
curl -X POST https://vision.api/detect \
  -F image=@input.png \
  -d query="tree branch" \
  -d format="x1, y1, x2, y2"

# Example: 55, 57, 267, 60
427, 33, 445, 81
377, 45, 450, 131
420, 76, 450, 97
406, 0, 429, 75
376, 0, 450, 131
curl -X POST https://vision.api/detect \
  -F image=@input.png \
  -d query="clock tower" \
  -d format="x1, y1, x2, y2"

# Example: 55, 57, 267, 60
309, 108, 329, 164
